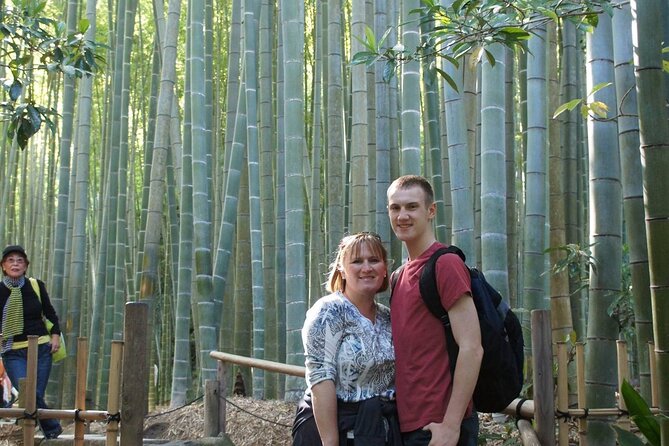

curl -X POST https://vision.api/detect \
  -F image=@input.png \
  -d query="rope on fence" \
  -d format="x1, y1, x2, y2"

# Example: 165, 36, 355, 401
555, 409, 571, 423
144, 394, 204, 420
106, 412, 121, 424
20, 409, 37, 421
223, 396, 292, 429
139, 393, 292, 429
554, 405, 636, 422
515, 398, 531, 420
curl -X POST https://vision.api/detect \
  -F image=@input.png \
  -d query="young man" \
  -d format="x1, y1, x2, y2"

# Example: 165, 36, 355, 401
387, 175, 482, 446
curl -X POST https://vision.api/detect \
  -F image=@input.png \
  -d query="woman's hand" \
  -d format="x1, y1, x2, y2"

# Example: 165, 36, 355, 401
50, 334, 61, 353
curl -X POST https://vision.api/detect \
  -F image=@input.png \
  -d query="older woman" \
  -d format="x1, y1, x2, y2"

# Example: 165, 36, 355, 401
292, 232, 401, 446
0, 245, 63, 439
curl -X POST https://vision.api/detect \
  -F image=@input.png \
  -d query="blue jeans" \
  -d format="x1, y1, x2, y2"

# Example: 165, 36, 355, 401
402, 411, 479, 446
3, 342, 62, 436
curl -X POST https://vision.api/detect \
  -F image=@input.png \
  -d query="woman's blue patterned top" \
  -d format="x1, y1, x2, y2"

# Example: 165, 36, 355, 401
302, 291, 396, 402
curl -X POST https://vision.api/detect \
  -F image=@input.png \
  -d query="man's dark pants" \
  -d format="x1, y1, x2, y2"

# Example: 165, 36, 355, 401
401, 411, 479, 446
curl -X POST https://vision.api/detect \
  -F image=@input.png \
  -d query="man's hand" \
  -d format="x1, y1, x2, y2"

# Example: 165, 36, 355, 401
424, 420, 461, 446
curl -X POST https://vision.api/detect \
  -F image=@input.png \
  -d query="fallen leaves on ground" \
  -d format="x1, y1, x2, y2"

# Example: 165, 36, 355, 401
2, 397, 579, 445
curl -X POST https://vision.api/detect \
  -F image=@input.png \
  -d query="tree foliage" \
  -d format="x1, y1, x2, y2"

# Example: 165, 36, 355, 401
0, 0, 104, 148
353, 0, 610, 85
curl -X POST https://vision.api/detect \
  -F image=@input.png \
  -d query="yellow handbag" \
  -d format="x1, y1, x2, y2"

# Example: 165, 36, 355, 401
28, 278, 67, 363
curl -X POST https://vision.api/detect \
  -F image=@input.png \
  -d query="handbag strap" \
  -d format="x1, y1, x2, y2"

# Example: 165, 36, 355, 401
28, 277, 52, 331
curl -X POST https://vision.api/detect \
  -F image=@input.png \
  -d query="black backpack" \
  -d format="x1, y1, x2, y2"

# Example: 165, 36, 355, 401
391, 245, 524, 413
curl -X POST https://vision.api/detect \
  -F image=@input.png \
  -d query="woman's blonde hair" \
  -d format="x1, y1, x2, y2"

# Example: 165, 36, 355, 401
326, 232, 389, 294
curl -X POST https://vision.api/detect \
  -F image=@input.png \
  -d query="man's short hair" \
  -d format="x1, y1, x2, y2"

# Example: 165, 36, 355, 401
388, 175, 434, 205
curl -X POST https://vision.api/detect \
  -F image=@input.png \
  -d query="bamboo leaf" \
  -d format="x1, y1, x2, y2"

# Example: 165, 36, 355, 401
601, 1, 614, 16
441, 54, 459, 69
364, 25, 377, 49
351, 51, 377, 66
78, 18, 90, 34
26, 104, 41, 130
621, 380, 661, 446
6, 117, 17, 138
584, 12, 599, 28
435, 67, 458, 93
484, 48, 495, 67
8, 80, 22, 101
580, 104, 589, 120
499, 27, 531, 41
631, 414, 661, 446
452, 0, 465, 14
541, 8, 559, 23
589, 101, 609, 118
33, 0, 48, 15
612, 426, 646, 446
553, 99, 582, 118
378, 26, 392, 48
382, 60, 396, 82
587, 82, 612, 97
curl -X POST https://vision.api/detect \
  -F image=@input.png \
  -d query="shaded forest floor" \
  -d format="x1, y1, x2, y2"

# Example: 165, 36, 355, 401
0, 396, 540, 445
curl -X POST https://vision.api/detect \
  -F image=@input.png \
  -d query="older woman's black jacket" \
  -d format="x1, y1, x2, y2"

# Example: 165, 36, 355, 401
0, 278, 61, 344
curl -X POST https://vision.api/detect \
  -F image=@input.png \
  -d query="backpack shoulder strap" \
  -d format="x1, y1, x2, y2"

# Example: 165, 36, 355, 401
28, 277, 41, 302
389, 264, 405, 306
418, 245, 466, 328
419, 245, 469, 377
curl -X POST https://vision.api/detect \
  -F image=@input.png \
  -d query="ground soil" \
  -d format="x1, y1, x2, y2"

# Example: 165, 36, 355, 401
0, 397, 526, 445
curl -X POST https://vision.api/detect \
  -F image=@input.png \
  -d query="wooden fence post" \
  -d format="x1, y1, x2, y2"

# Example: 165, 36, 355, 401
204, 379, 220, 437
649, 342, 658, 408
576, 343, 587, 446
531, 309, 555, 446
557, 342, 569, 446
218, 360, 228, 434
120, 302, 149, 446
74, 337, 89, 445
24, 336, 38, 445
616, 340, 630, 431
107, 340, 123, 445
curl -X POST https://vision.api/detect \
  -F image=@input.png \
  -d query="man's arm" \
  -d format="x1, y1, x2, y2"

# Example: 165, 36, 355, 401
425, 294, 482, 446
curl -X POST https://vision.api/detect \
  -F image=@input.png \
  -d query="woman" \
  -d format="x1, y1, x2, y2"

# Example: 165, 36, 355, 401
292, 232, 401, 446
0, 245, 63, 439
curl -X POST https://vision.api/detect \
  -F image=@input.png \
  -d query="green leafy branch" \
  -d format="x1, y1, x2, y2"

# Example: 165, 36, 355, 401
555, 45, 669, 121
352, 0, 609, 86
553, 81, 613, 120
1, 0, 106, 149
545, 243, 597, 295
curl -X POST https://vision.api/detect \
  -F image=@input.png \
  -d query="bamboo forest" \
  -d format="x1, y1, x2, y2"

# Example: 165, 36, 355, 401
1, 0, 668, 444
